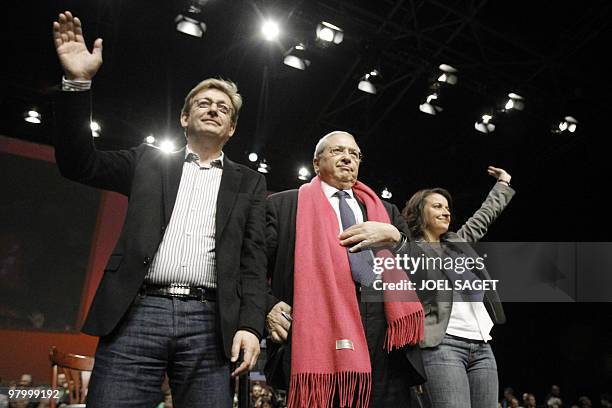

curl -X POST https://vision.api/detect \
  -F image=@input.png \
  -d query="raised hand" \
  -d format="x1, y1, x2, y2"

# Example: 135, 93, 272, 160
52, 11, 103, 81
487, 166, 511, 184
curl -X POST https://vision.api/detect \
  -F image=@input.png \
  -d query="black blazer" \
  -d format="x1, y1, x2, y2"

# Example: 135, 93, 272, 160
52, 91, 268, 359
264, 189, 426, 388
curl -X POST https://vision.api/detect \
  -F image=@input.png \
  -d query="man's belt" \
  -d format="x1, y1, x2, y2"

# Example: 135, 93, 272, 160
140, 284, 217, 301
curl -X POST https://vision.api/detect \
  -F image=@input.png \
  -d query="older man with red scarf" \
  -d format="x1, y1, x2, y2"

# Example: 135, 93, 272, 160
265, 131, 426, 408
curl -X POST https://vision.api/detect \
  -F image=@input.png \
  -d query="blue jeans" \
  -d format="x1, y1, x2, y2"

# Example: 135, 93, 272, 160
420, 334, 498, 408
86, 295, 232, 408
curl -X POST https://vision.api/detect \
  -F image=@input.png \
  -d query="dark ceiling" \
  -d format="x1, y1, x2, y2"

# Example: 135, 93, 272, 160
2, 0, 611, 240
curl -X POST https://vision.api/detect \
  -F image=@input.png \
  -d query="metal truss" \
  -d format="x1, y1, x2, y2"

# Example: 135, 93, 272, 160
295, 0, 611, 144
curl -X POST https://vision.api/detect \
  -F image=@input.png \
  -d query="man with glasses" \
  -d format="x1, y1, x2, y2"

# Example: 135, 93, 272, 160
264, 131, 426, 407
51, 11, 267, 407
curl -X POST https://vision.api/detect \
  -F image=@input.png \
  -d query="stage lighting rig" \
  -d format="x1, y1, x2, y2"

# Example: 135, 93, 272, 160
283, 43, 311, 70
316, 21, 343, 46
358, 69, 381, 94
175, 3, 207, 38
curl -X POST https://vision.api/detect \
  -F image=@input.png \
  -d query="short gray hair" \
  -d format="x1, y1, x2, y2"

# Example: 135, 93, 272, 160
313, 131, 355, 159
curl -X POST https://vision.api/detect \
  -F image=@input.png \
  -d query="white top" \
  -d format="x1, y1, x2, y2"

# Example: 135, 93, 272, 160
446, 300, 494, 341
441, 245, 494, 341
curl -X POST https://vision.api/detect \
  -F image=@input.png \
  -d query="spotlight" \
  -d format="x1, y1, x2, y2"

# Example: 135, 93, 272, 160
248, 152, 258, 162
24, 109, 41, 124
553, 116, 578, 133
419, 92, 443, 115
159, 139, 176, 152
283, 43, 310, 70
358, 69, 380, 94
419, 65, 458, 115
145, 135, 156, 144
175, 5, 206, 38
503, 93, 525, 111
474, 92, 526, 133
474, 114, 496, 133
90, 121, 101, 138
419, 83, 444, 115
297, 166, 311, 181
316, 21, 343, 45
437, 64, 458, 85
381, 188, 392, 199
261, 20, 280, 41
257, 160, 269, 174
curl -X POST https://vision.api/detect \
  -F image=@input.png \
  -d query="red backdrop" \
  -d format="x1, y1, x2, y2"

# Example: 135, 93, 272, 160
0, 136, 128, 384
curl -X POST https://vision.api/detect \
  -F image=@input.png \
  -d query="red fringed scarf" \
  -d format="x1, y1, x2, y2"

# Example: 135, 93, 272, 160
288, 176, 424, 408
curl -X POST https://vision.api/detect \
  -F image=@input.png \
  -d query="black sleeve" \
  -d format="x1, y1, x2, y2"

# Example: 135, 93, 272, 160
265, 197, 282, 314
52, 90, 139, 196
237, 174, 269, 339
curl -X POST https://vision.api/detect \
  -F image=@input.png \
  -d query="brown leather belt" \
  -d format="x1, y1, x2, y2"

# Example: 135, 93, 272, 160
140, 284, 217, 301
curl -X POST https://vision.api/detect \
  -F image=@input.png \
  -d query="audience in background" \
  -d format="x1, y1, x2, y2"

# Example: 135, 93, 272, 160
510, 397, 521, 407
601, 393, 612, 408
503, 387, 517, 408
524, 393, 537, 408
1, 370, 610, 408
250, 381, 279, 407
545, 385, 563, 406
496, 384, 612, 408
548, 397, 563, 407
578, 396, 593, 408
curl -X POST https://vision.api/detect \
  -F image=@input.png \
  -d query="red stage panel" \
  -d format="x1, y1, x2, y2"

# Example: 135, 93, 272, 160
0, 135, 127, 382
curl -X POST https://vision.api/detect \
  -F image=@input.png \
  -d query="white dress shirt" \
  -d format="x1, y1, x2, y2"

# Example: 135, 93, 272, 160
320, 180, 364, 233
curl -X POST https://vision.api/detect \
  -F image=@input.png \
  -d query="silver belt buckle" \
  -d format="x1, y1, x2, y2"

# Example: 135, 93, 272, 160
168, 284, 191, 297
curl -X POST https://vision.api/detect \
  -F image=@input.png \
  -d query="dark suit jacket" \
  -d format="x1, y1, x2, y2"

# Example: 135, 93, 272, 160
264, 189, 426, 390
52, 91, 268, 359
411, 182, 515, 348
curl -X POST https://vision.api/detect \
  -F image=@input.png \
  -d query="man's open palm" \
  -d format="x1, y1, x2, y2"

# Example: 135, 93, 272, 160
53, 11, 103, 81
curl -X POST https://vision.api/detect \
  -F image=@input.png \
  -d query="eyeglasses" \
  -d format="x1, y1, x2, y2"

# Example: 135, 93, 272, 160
192, 98, 233, 116
327, 145, 363, 161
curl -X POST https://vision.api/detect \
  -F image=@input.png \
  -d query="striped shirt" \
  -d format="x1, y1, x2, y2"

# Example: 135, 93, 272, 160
145, 146, 223, 288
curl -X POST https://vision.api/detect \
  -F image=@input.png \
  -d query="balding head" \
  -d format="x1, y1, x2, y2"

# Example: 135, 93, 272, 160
313, 131, 355, 159
312, 131, 362, 190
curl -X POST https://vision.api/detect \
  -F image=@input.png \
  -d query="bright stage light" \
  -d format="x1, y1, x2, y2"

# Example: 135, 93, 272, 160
257, 160, 269, 174
297, 166, 311, 181
554, 116, 578, 133
503, 93, 525, 111
175, 5, 206, 38
261, 20, 280, 41
24, 109, 41, 124
159, 140, 176, 152
358, 70, 380, 94
419, 93, 443, 115
90, 121, 101, 138
474, 114, 496, 133
316, 21, 343, 45
437, 64, 458, 85
283, 43, 310, 70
